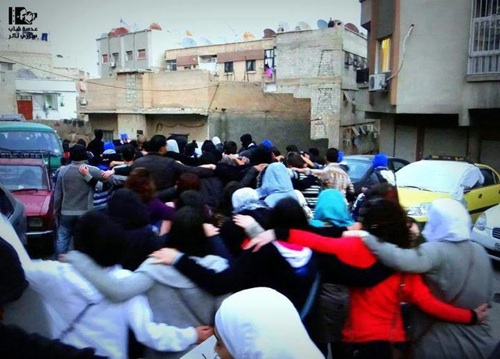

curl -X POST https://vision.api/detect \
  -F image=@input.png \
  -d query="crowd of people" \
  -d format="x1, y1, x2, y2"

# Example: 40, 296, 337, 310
0, 130, 498, 359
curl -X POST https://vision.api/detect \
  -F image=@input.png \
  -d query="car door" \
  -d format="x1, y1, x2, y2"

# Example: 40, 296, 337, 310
465, 166, 500, 222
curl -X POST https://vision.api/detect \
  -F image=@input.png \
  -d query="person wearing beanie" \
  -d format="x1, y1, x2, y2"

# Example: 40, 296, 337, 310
53, 144, 108, 257
238, 133, 255, 153
87, 129, 104, 160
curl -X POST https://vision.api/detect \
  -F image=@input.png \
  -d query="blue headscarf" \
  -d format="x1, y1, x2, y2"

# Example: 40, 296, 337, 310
256, 162, 297, 207
309, 189, 354, 227
373, 153, 388, 168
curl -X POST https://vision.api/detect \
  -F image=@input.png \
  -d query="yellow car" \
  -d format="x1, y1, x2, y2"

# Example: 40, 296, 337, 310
396, 159, 500, 224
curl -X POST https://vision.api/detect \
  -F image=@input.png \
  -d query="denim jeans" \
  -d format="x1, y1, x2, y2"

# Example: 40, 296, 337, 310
55, 214, 79, 258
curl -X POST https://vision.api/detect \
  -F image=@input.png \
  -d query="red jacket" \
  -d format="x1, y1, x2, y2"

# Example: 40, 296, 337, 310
286, 229, 473, 343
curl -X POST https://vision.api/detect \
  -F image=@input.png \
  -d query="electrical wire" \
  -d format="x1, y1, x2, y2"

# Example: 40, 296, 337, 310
0, 55, 219, 92
386, 24, 415, 83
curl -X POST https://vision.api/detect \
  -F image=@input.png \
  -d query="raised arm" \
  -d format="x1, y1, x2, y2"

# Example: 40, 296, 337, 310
363, 235, 439, 273
65, 251, 154, 302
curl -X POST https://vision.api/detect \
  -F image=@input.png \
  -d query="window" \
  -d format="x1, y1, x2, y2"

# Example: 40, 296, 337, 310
264, 48, 275, 69
377, 37, 391, 73
45, 94, 58, 110
126, 51, 133, 61
102, 54, 109, 63
224, 62, 234, 73
469, 0, 500, 74
0, 63, 13, 71
137, 49, 146, 59
112, 52, 119, 63
166, 59, 177, 71
0, 72, 5, 83
246, 60, 256, 72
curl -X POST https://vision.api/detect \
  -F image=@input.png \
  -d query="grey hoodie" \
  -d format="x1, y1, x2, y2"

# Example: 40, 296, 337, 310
66, 251, 229, 359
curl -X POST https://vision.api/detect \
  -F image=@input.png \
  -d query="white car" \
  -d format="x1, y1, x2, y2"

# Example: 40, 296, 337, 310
471, 204, 500, 261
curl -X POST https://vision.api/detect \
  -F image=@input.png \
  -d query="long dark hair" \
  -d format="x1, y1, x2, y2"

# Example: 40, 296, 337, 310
166, 206, 211, 257
269, 197, 309, 229
359, 198, 411, 248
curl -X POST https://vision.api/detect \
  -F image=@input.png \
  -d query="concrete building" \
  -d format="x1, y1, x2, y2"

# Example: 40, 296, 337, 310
87, 23, 368, 153
357, 0, 500, 170
0, 60, 17, 114
0, 38, 84, 121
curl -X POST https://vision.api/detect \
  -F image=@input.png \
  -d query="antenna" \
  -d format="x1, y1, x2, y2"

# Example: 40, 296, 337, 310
316, 19, 328, 29
226, 20, 240, 42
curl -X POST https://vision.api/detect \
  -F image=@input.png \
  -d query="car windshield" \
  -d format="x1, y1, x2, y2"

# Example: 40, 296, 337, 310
0, 164, 48, 191
343, 159, 372, 182
396, 160, 484, 200
0, 131, 62, 155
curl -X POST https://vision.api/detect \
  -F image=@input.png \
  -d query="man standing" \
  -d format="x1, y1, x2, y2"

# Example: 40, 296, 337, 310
53, 144, 106, 257
311, 147, 355, 203
86, 129, 104, 166
130, 134, 214, 201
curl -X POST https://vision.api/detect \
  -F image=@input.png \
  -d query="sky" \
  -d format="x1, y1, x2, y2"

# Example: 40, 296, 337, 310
2, 0, 362, 78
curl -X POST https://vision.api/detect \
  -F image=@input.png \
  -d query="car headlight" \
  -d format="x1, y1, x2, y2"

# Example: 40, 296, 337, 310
474, 214, 487, 231
407, 202, 431, 217
28, 216, 44, 228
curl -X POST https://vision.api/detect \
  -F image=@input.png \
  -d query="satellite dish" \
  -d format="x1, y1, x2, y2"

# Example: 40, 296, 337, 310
345, 23, 360, 33
198, 37, 212, 46
278, 21, 289, 32
333, 19, 342, 27
149, 23, 162, 31
263, 28, 276, 38
317, 19, 328, 29
352, 55, 360, 68
17, 68, 37, 79
298, 21, 311, 30
243, 31, 255, 41
181, 37, 197, 48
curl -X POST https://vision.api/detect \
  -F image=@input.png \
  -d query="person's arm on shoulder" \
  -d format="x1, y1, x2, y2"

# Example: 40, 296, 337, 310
127, 294, 211, 352
173, 161, 214, 178
404, 274, 487, 325
65, 251, 154, 302
362, 235, 438, 273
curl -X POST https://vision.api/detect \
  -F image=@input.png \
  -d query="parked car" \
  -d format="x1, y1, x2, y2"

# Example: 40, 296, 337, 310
396, 158, 500, 224
0, 181, 27, 245
342, 155, 410, 195
0, 120, 64, 175
471, 204, 500, 262
0, 158, 55, 257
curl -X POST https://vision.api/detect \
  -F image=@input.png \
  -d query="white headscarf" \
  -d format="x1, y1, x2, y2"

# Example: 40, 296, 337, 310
166, 139, 179, 153
421, 198, 472, 242
231, 187, 267, 213
212, 136, 222, 146
215, 287, 323, 359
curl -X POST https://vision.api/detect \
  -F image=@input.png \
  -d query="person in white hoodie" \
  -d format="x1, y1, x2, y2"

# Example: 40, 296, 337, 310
65, 206, 230, 359
3, 210, 212, 359
213, 287, 324, 359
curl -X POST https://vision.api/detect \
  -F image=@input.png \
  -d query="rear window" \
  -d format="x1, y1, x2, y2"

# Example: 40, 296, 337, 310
0, 131, 62, 155
343, 159, 372, 181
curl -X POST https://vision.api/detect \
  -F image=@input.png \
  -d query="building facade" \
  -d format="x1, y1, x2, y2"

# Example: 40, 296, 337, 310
357, 0, 500, 170
87, 24, 368, 152
0, 38, 84, 121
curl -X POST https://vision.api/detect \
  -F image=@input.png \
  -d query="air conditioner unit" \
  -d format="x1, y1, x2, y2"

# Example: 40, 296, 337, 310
368, 73, 387, 92
109, 62, 116, 68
